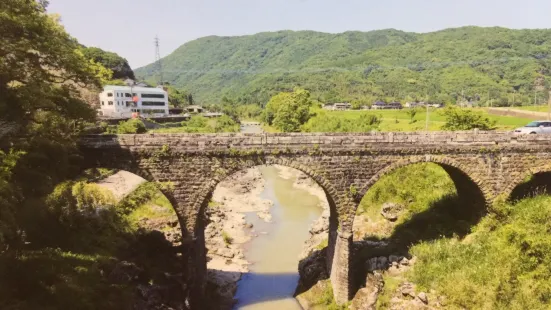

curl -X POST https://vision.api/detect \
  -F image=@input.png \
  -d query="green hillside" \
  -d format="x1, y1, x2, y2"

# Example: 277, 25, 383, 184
135, 27, 551, 105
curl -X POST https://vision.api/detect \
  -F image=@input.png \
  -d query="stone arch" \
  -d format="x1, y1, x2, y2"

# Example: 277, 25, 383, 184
192, 157, 342, 231
357, 156, 491, 207
503, 164, 551, 201
187, 156, 345, 307
349, 155, 491, 233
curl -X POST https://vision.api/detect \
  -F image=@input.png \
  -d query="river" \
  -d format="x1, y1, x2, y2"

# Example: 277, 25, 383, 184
232, 122, 323, 309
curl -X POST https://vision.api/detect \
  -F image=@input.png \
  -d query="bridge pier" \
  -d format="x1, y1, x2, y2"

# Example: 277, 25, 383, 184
330, 231, 352, 304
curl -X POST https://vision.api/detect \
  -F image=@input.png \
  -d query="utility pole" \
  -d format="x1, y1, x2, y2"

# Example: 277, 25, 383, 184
154, 36, 163, 86
548, 91, 551, 121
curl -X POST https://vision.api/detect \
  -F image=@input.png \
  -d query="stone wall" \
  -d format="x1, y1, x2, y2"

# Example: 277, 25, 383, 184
79, 132, 551, 306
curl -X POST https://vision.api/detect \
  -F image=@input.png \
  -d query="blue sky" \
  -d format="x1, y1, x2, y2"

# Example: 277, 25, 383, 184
48, 0, 551, 68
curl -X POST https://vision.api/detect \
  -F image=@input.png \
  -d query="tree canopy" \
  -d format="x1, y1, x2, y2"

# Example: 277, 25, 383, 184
81, 47, 135, 80
263, 89, 313, 132
0, 0, 105, 249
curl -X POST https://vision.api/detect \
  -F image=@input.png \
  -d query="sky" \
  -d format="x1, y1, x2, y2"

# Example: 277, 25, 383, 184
48, 0, 551, 69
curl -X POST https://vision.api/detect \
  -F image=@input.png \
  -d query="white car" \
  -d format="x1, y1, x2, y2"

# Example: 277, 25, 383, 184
514, 121, 551, 134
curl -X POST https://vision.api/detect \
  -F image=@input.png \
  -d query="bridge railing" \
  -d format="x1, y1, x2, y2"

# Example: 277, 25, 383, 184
79, 131, 551, 151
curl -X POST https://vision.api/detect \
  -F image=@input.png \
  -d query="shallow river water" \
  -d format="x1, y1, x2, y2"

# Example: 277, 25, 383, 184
232, 165, 323, 309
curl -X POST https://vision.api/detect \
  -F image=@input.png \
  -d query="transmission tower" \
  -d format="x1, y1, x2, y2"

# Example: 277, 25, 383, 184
154, 36, 163, 86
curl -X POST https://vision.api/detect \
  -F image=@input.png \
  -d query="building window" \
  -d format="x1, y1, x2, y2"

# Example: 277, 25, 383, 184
142, 109, 166, 114
107, 92, 113, 97
108, 101, 113, 105
141, 93, 165, 99
101, 101, 104, 106
141, 101, 166, 106
125, 93, 132, 97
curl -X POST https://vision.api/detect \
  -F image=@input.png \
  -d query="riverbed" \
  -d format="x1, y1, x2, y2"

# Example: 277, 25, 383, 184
233, 165, 323, 309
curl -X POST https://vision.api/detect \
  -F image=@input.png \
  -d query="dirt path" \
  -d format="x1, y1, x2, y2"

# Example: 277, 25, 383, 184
96, 170, 146, 201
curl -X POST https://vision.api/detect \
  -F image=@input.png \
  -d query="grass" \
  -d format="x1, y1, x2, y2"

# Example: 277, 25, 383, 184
324, 108, 532, 131
354, 161, 551, 309
126, 193, 176, 229
297, 279, 350, 310
514, 105, 550, 113
316, 238, 329, 250
356, 163, 456, 239
0, 249, 134, 310
408, 195, 551, 309
222, 231, 233, 245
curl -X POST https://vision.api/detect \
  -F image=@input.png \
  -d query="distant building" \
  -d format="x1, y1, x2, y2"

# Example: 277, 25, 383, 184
333, 103, 352, 110
203, 112, 224, 118
371, 101, 387, 110
323, 103, 352, 111
98, 85, 169, 118
372, 101, 402, 110
405, 102, 426, 108
186, 105, 204, 113
388, 102, 403, 109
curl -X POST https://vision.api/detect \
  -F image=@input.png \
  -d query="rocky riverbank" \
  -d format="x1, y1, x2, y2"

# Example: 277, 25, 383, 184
204, 167, 273, 308
204, 165, 330, 309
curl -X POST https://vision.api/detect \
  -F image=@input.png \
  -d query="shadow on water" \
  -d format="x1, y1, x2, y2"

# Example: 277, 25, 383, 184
205, 269, 326, 309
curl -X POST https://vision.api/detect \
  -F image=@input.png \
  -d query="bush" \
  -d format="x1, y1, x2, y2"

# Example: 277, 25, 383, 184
222, 231, 233, 245
302, 110, 381, 133
116, 119, 147, 134
441, 106, 496, 131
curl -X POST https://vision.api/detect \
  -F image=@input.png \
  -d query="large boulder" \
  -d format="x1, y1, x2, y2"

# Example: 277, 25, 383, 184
381, 202, 404, 222
350, 272, 384, 310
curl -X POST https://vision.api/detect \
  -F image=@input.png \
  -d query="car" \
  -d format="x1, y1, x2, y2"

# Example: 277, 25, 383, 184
514, 121, 551, 134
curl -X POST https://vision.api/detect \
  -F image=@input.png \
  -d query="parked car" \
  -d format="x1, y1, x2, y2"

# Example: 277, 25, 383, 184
514, 121, 551, 134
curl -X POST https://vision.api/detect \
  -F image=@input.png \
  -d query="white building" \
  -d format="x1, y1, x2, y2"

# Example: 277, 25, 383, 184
98, 85, 169, 118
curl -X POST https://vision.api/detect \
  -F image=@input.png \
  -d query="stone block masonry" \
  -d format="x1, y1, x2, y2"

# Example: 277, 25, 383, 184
79, 131, 551, 307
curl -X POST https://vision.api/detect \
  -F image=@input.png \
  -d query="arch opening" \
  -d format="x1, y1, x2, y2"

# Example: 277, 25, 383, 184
6, 167, 188, 310
508, 171, 551, 202
351, 161, 488, 296
192, 164, 339, 309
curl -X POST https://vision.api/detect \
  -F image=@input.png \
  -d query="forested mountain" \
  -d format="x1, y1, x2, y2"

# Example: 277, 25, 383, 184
135, 27, 551, 106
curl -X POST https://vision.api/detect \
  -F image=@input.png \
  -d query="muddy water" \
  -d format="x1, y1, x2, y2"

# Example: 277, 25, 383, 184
232, 166, 323, 309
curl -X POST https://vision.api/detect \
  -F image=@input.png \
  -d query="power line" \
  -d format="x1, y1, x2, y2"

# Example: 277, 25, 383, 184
154, 36, 163, 86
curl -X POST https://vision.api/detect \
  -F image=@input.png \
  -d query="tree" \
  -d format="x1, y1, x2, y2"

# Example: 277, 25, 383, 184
0, 0, 105, 248
82, 47, 135, 80
263, 88, 313, 132
406, 108, 418, 123
166, 86, 192, 107
441, 107, 496, 131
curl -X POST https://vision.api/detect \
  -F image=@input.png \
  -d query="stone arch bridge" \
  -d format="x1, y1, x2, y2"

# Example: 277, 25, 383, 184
79, 132, 551, 306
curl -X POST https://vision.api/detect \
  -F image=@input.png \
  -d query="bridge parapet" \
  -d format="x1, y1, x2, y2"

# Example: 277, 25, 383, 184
79, 131, 551, 151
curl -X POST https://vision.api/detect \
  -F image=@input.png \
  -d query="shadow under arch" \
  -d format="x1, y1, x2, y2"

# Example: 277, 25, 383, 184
77, 146, 192, 238
506, 165, 551, 202
190, 160, 341, 308
356, 156, 491, 209
350, 158, 490, 293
